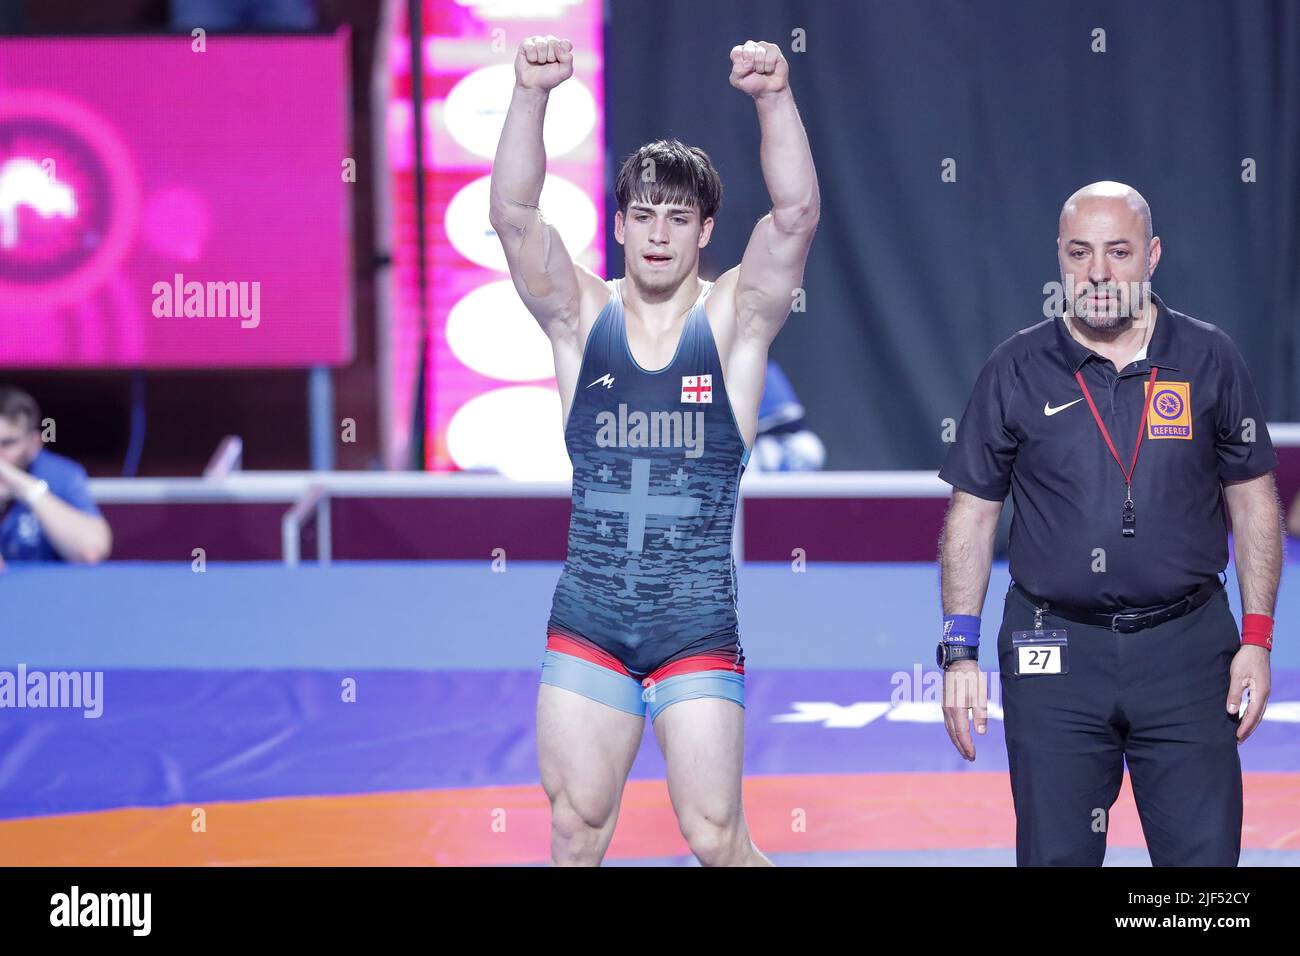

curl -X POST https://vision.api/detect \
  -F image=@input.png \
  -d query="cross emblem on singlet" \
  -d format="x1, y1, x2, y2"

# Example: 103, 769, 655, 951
584, 458, 700, 553
681, 374, 712, 404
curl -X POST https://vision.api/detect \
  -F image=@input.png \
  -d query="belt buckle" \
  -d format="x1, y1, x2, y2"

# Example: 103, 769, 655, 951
1110, 612, 1146, 633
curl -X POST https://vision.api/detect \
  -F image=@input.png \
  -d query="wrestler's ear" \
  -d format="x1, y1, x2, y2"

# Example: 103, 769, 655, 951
698, 217, 714, 248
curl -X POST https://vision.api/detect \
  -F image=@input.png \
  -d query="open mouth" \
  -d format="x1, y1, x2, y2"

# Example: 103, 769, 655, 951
643, 254, 672, 265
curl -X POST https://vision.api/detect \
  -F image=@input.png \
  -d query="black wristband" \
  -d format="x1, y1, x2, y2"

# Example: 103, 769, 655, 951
936, 643, 979, 669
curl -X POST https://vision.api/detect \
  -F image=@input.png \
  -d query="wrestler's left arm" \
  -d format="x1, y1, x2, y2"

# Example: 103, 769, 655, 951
713, 40, 819, 440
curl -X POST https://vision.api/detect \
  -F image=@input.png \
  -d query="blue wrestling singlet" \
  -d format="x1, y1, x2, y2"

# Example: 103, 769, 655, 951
545, 278, 752, 679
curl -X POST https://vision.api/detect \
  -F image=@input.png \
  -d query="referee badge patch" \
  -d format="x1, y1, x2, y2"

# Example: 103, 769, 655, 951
1144, 381, 1192, 439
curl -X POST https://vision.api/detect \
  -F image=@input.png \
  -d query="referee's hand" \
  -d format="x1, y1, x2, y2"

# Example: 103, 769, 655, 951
942, 660, 987, 761
1227, 644, 1271, 743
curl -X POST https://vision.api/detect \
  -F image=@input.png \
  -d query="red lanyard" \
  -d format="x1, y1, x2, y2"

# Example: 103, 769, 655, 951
1073, 366, 1158, 537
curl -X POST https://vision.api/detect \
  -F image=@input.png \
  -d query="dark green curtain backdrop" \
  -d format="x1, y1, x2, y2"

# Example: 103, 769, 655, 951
605, 0, 1300, 468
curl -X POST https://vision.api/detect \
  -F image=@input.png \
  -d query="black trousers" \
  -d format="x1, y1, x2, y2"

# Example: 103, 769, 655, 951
997, 583, 1243, 866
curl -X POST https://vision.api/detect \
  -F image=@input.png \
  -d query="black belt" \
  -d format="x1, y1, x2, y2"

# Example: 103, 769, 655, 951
1011, 578, 1224, 633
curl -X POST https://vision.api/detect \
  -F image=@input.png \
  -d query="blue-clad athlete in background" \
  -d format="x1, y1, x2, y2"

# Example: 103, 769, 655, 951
490, 36, 819, 866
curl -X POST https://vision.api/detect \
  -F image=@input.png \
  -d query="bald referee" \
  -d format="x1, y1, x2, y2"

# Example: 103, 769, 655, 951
937, 182, 1283, 866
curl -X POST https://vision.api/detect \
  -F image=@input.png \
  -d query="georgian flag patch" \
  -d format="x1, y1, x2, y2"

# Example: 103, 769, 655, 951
681, 374, 713, 404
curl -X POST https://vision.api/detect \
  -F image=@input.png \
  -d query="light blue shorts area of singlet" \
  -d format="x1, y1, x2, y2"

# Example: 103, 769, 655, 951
539, 649, 745, 722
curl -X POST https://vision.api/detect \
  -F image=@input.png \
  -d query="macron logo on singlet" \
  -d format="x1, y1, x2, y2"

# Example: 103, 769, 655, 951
595, 403, 706, 459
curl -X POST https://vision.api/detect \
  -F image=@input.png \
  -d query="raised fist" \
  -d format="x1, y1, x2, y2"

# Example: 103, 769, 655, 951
729, 40, 788, 97
515, 35, 574, 91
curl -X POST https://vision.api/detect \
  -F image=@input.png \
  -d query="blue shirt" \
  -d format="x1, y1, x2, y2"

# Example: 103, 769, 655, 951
758, 359, 805, 433
547, 279, 751, 676
0, 449, 102, 562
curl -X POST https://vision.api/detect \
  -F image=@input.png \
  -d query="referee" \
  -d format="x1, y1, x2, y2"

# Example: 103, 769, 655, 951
937, 182, 1283, 866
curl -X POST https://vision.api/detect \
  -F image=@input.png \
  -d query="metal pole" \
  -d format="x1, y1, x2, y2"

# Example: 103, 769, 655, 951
282, 484, 327, 566
309, 365, 335, 471
317, 495, 332, 566
407, 0, 430, 470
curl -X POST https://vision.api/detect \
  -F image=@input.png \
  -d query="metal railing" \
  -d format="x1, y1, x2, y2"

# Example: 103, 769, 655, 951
85, 422, 1300, 565
282, 483, 330, 567
203, 436, 244, 478
86, 470, 950, 565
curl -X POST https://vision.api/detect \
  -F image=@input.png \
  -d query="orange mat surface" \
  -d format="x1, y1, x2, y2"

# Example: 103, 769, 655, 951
3, 772, 1296, 866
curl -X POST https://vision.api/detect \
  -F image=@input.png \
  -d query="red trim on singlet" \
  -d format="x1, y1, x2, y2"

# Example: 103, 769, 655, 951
545, 633, 632, 675
646, 654, 745, 682
545, 632, 745, 683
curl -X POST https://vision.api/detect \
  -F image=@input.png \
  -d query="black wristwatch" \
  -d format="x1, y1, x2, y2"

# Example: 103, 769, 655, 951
936, 642, 979, 669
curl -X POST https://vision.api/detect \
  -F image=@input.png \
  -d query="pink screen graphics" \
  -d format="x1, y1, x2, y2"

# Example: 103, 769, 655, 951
0, 34, 353, 368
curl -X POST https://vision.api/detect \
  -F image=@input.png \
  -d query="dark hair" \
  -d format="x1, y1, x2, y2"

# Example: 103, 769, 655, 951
0, 385, 40, 431
614, 139, 722, 223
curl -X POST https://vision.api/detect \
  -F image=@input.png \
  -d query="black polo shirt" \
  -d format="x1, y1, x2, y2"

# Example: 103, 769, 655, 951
940, 293, 1277, 611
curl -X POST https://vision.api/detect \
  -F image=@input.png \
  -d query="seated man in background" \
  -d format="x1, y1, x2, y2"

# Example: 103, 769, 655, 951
0, 386, 111, 568
751, 359, 826, 471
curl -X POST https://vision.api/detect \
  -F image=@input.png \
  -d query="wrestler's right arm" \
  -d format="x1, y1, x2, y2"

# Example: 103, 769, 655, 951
489, 36, 609, 417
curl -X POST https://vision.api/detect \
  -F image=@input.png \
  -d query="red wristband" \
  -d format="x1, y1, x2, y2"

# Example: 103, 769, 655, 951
1241, 614, 1274, 651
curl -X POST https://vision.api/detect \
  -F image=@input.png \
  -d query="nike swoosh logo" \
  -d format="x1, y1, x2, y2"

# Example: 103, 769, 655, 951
1044, 398, 1084, 416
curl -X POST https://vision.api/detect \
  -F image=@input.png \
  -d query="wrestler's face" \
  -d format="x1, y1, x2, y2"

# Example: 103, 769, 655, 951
1058, 197, 1160, 330
0, 415, 39, 469
616, 201, 713, 297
